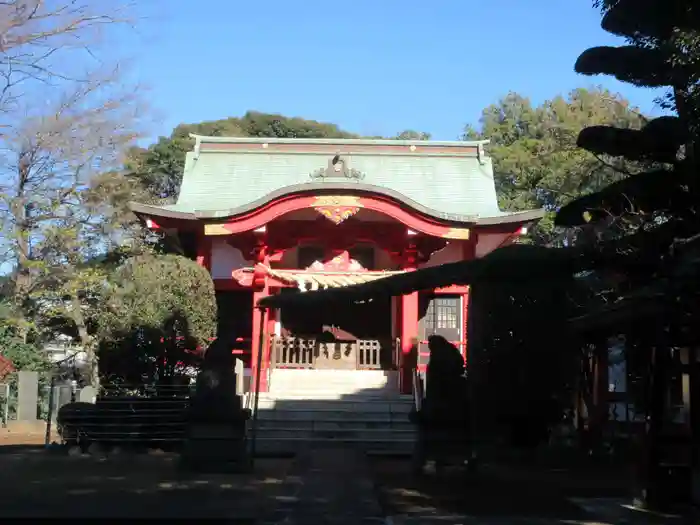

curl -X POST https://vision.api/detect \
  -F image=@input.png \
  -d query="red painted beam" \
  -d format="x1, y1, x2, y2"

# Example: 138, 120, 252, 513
208, 194, 465, 238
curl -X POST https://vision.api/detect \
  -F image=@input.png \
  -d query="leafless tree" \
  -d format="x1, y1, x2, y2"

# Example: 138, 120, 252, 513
0, 67, 146, 383
0, 0, 135, 116
0, 0, 143, 292
0, 2, 147, 386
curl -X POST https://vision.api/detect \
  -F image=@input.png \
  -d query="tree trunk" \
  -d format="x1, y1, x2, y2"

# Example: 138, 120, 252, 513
590, 339, 610, 455
71, 295, 99, 388
637, 344, 669, 510
10, 173, 32, 302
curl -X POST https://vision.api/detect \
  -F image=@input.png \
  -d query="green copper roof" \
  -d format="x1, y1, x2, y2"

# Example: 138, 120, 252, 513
135, 136, 543, 224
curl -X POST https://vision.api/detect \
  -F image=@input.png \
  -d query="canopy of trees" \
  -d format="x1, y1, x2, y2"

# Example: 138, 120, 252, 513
464, 88, 648, 245
126, 111, 433, 203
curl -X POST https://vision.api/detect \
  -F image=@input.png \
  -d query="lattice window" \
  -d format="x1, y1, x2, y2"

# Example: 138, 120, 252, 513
434, 298, 459, 329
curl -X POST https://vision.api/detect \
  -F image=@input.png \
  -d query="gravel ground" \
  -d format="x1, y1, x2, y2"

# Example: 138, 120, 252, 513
0, 429, 51, 446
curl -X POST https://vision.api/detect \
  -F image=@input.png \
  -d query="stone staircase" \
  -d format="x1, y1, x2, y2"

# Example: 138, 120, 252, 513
249, 369, 416, 455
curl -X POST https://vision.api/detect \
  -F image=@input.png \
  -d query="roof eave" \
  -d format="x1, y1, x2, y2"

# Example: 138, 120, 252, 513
189, 133, 490, 148
474, 209, 546, 227
128, 202, 196, 221
129, 184, 545, 228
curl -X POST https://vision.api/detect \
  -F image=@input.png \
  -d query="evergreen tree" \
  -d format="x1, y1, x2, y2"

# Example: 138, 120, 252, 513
553, 0, 700, 510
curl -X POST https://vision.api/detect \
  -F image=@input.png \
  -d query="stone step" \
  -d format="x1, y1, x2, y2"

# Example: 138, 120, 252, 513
258, 391, 406, 400
254, 427, 416, 441
256, 417, 414, 431
258, 411, 410, 428
253, 399, 414, 413
251, 435, 415, 454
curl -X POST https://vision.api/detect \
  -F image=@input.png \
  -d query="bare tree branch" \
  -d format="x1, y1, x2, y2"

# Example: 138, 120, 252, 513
0, 0, 137, 115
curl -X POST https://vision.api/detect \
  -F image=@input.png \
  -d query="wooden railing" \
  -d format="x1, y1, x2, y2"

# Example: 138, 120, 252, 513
270, 336, 386, 370
271, 337, 315, 368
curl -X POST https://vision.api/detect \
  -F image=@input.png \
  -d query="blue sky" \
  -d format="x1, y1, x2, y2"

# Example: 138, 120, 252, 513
127, 0, 667, 143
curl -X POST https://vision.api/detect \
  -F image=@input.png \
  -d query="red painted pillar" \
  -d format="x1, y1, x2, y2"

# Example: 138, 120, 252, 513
399, 240, 419, 394
461, 288, 470, 364
263, 303, 276, 391
252, 288, 271, 392
461, 239, 476, 366
400, 292, 418, 394
251, 236, 270, 392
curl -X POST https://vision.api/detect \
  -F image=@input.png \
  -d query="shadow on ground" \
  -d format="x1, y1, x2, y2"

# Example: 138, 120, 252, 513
0, 446, 297, 519
4, 377, 695, 524
370, 455, 698, 524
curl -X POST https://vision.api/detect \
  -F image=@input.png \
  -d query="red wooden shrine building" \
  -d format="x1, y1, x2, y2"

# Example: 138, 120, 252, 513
130, 136, 544, 393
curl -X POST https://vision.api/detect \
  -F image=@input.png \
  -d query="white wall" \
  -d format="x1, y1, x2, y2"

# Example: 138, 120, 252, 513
211, 240, 250, 279
418, 242, 462, 268
475, 232, 512, 258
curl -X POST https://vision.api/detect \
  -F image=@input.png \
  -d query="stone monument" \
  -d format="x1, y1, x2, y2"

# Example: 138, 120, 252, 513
180, 336, 251, 472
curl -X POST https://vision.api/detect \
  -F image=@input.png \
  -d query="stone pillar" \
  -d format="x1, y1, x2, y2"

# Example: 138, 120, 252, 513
16, 371, 39, 421
180, 338, 251, 473
235, 358, 245, 395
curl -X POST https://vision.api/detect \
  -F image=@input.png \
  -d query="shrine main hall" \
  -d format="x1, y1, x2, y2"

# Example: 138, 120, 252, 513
130, 135, 543, 393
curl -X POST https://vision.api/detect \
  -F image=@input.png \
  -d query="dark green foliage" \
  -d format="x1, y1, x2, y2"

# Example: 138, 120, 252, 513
601, 0, 700, 40
555, 1, 700, 507
576, 117, 686, 163
555, 168, 688, 226
0, 326, 50, 375
463, 88, 647, 245
0, 326, 51, 417
469, 279, 583, 446
575, 46, 679, 87
236, 111, 357, 139
562, 0, 699, 238
101, 253, 217, 345
130, 112, 435, 204
98, 254, 217, 385
394, 130, 431, 140
128, 112, 360, 201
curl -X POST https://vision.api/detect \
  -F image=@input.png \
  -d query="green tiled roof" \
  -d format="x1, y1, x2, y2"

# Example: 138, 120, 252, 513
134, 137, 543, 225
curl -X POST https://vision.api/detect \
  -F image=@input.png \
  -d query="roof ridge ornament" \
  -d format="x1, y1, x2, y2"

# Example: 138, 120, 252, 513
310, 154, 366, 181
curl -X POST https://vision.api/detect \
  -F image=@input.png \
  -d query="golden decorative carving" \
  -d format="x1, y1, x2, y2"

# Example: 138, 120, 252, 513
312, 195, 363, 225
311, 195, 363, 208
443, 228, 471, 240
315, 206, 360, 225
204, 223, 232, 236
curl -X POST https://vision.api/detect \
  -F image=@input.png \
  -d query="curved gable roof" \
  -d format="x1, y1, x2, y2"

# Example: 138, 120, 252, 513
130, 181, 544, 227
129, 136, 545, 228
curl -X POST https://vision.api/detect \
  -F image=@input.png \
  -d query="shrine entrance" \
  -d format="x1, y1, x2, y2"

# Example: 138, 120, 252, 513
272, 292, 395, 370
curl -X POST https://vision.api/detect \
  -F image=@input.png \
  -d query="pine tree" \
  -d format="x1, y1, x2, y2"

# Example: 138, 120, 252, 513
554, 0, 700, 510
